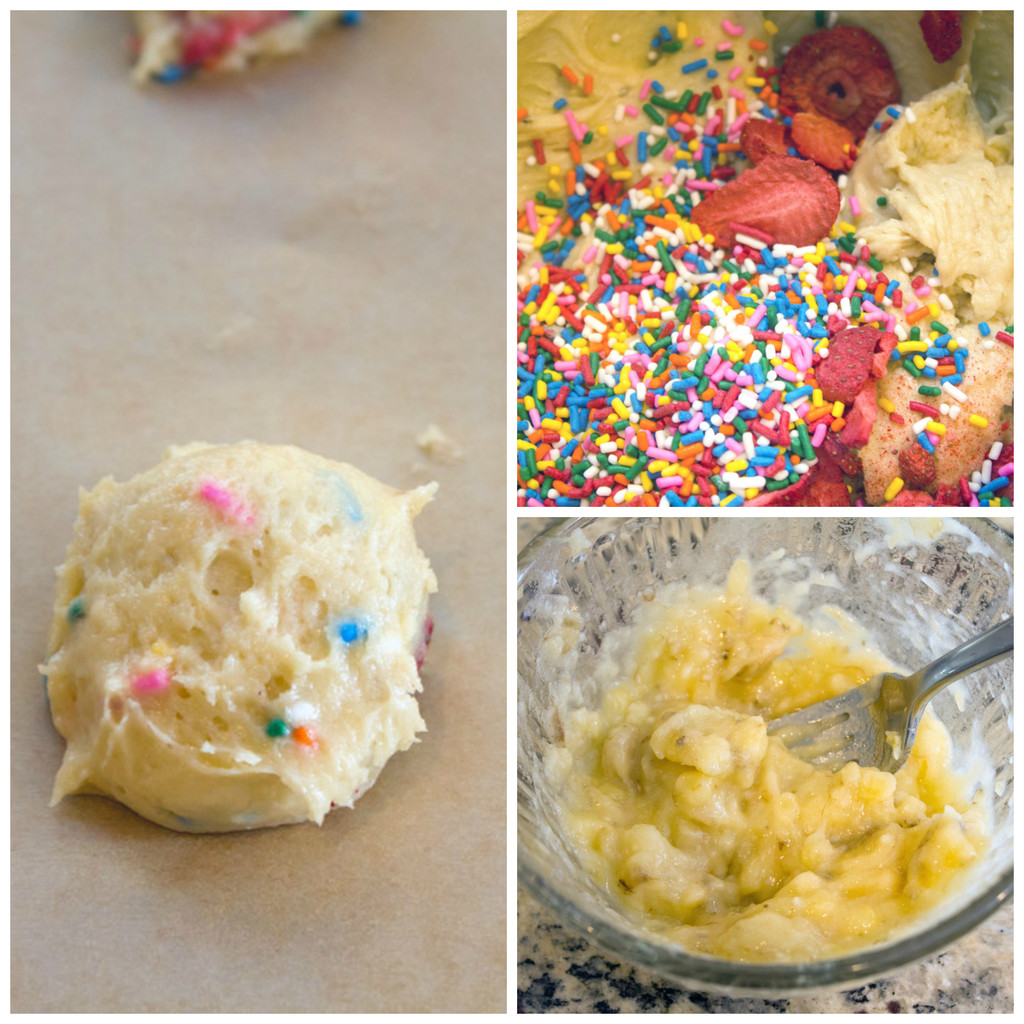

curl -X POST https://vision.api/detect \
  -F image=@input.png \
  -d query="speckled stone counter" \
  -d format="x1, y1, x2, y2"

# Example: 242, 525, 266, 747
517, 517, 1013, 1014
519, 887, 1012, 1013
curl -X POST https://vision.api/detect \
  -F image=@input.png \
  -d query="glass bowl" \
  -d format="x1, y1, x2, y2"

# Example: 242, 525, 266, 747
517, 516, 1013, 994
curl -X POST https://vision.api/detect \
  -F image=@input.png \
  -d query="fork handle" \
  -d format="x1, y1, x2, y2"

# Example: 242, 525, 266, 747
911, 615, 1013, 710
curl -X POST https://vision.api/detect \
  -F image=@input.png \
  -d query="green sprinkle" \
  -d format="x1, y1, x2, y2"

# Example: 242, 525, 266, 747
643, 103, 665, 126
650, 136, 669, 157
266, 718, 289, 739
903, 358, 923, 378
696, 92, 712, 116
918, 385, 943, 396
715, 49, 734, 61
876, 196, 888, 207
582, 130, 594, 145
930, 321, 948, 333
661, 39, 683, 53
67, 597, 85, 622
909, 326, 920, 341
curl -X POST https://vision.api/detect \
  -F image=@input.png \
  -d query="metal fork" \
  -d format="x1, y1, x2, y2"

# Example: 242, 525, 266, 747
766, 616, 1013, 773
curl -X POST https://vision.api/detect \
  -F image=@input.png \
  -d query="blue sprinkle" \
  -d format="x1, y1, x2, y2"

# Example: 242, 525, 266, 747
978, 476, 1010, 496
152, 64, 191, 84
706, 68, 718, 79
338, 619, 369, 644
339, 11, 362, 26
979, 322, 991, 337
658, 25, 672, 42
681, 58, 708, 74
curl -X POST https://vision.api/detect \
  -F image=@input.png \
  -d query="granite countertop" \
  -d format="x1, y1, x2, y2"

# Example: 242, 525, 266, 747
517, 517, 1013, 1014
519, 888, 1012, 1013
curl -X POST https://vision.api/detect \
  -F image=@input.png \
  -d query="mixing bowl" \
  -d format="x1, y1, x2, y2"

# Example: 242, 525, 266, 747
517, 516, 1012, 993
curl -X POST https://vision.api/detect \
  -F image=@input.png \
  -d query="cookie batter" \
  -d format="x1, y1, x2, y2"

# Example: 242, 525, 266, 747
44, 442, 437, 832
549, 562, 989, 961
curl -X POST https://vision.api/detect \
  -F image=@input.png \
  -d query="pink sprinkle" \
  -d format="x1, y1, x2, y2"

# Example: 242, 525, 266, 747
721, 19, 745, 36
728, 65, 744, 83
553, 360, 577, 372
528, 408, 541, 428
704, 115, 722, 136
657, 475, 684, 489
723, 438, 745, 454
582, 246, 597, 263
716, 41, 732, 52
524, 200, 538, 233
913, 283, 932, 297
849, 196, 862, 217
646, 446, 678, 462
564, 109, 586, 142
198, 479, 257, 527
728, 87, 745, 100
1001, 462, 1014, 475
623, 104, 639, 117
132, 668, 171, 694
614, 134, 634, 148
692, 36, 704, 47
639, 79, 652, 101
811, 422, 828, 447
526, 497, 544, 506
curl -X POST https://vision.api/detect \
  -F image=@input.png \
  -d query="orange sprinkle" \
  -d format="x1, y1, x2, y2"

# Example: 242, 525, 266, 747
583, 74, 594, 95
516, 107, 529, 121
292, 726, 319, 750
568, 137, 582, 164
830, 417, 847, 432
874, 282, 886, 304
560, 65, 579, 86
749, 39, 768, 51
906, 305, 931, 325
805, 407, 830, 423
638, 493, 658, 507
677, 442, 704, 461
636, 431, 649, 452
718, 141, 742, 152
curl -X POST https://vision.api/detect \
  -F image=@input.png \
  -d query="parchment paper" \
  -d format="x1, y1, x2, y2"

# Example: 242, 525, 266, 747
11, 11, 506, 1013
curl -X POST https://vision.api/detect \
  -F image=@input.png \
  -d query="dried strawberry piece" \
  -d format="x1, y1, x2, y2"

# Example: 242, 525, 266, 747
920, 12, 962, 64
885, 489, 934, 507
691, 155, 840, 248
838, 383, 878, 448
898, 445, 937, 490
823, 433, 862, 477
740, 118, 788, 165
780, 26, 900, 139
181, 12, 290, 67
934, 482, 966, 506
790, 112, 856, 171
871, 332, 898, 377
817, 325, 881, 405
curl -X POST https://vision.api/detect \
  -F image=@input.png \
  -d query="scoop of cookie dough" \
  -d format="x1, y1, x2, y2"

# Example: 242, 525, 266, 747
43, 442, 437, 832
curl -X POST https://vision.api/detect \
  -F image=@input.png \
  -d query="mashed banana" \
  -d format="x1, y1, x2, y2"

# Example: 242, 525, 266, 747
553, 562, 988, 962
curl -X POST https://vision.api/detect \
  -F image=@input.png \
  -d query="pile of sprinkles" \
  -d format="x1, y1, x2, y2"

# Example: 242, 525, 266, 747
516, 16, 1013, 507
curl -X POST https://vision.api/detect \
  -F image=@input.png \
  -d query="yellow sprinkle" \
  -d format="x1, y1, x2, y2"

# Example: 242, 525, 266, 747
536, 379, 548, 401
897, 342, 928, 354
763, 19, 778, 34
618, 454, 636, 468
606, 243, 624, 254
811, 388, 824, 406
927, 420, 946, 436
611, 170, 632, 181
884, 478, 905, 502
831, 401, 845, 418
533, 225, 549, 249
677, 20, 687, 39
546, 179, 562, 197
523, 395, 536, 412
969, 414, 990, 428
913, 355, 926, 369
878, 398, 895, 413
746, 77, 766, 87
611, 398, 630, 419
724, 460, 748, 473
640, 474, 654, 492
838, 221, 856, 234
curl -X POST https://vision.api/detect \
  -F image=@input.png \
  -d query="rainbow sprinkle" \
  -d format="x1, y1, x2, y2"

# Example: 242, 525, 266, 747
516, 18, 1013, 507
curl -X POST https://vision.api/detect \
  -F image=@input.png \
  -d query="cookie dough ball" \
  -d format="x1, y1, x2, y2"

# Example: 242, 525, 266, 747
43, 442, 437, 832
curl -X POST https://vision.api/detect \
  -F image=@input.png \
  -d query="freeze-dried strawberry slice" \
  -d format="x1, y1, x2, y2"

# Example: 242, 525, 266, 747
817, 325, 881, 405
993, 443, 1014, 501
780, 26, 900, 139
740, 118, 788, 165
898, 445, 936, 490
691, 155, 840, 248
920, 12, 962, 63
790, 112, 856, 171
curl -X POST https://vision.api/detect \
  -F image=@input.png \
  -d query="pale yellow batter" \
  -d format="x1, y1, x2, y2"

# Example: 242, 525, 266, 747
44, 442, 437, 832
551, 562, 988, 962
